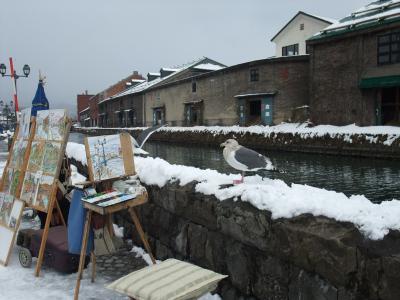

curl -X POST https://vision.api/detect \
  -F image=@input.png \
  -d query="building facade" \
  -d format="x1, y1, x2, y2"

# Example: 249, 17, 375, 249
76, 91, 93, 126
271, 11, 334, 57
144, 56, 310, 126
308, 0, 400, 126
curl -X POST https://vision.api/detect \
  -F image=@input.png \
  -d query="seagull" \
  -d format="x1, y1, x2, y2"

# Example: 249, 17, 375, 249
220, 139, 274, 184
130, 124, 167, 155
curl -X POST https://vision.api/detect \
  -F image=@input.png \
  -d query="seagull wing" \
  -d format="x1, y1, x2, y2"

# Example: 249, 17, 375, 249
135, 124, 166, 148
234, 146, 273, 171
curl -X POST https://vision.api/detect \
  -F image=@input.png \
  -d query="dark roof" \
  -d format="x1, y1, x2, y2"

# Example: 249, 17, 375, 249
310, 0, 400, 42
271, 11, 334, 42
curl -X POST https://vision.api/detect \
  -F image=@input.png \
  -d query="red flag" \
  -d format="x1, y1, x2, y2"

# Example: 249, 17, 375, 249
9, 57, 19, 112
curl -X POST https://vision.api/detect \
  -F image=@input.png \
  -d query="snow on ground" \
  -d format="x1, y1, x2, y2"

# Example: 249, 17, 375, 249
66, 142, 87, 165
134, 156, 400, 240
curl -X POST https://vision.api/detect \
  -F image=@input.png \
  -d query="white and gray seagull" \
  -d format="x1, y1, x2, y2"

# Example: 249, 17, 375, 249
220, 139, 274, 184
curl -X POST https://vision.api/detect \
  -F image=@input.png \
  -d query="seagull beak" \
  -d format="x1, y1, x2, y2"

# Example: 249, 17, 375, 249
220, 142, 226, 147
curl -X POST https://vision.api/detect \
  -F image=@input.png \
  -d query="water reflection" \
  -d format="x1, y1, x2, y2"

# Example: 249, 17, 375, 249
69, 133, 400, 203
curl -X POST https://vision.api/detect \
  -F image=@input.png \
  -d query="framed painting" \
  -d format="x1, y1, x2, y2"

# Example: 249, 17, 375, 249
9, 139, 28, 169
85, 132, 135, 182
35, 175, 54, 211
17, 108, 31, 139
20, 171, 40, 206
35, 109, 67, 141
42, 142, 62, 176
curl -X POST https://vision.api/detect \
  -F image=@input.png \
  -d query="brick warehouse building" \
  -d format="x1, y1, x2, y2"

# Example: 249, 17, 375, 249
308, 0, 400, 126
143, 55, 309, 126
76, 91, 93, 126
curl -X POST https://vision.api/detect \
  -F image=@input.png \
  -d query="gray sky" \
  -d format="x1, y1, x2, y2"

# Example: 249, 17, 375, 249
0, 0, 367, 117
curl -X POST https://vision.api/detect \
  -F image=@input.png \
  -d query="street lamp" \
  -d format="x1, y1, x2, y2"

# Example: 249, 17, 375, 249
0, 63, 30, 79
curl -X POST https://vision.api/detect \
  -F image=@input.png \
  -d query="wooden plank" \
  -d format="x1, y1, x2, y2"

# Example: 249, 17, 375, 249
83, 192, 148, 215
129, 207, 156, 265
120, 132, 135, 176
84, 136, 95, 183
74, 210, 92, 300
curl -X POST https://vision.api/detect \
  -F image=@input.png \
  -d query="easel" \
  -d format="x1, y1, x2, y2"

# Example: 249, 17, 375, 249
74, 133, 155, 300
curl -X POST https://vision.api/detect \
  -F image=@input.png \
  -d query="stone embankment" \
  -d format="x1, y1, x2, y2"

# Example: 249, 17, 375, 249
72, 126, 400, 159
69, 157, 400, 300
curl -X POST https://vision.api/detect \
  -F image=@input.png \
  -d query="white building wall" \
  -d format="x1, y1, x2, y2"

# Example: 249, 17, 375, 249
273, 14, 331, 57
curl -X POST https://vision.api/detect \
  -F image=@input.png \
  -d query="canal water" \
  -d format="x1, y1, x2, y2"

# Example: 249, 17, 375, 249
69, 133, 400, 203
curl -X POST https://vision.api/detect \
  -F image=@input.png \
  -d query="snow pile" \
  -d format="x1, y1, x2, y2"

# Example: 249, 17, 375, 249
65, 142, 400, 239
157, 123, 400, 146
70, 164, 86, 185
134, 156, 400, 240
66, 142, 87, 165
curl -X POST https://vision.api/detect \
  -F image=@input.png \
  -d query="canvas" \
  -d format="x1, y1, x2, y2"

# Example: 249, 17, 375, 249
17, 108, 31, 139
0, 226, 14, 264
20, 172, 40, 206
7, 199, 23, 229
9, 139, 28, 169
2, 168, 20, 196
35, 175, 54, 211
0, 193, 14, 226
27, 141, 45, 173
36, 109, 67, 141
87, 134, 127, 181
42, 142, 61, 176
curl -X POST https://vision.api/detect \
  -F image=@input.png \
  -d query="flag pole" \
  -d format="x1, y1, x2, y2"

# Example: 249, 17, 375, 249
9, 57, 19, 113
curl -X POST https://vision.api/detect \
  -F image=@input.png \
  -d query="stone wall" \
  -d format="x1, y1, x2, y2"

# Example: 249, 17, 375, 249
112, 181, 400, 300
72, 127, 400, 159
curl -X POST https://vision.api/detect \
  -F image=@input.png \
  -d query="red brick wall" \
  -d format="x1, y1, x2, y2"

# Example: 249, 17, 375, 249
76, 93, 93, 117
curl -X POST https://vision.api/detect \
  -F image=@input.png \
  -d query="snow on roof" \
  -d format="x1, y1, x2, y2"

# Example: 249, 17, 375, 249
132, 79, 146, 83
234, 92, 276, 98
148, 72, 161, 76
160, 68, 180, 72
126, 82, 132, 86
193, 63, 224, 71
313, 0, 400, 37
79, 107, 90, 113
100, 58, 211, 103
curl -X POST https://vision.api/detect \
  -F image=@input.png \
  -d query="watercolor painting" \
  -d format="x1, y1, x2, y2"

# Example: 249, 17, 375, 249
87, 134, 126, 181
42, 142, 61, 176
36, 175, 54, 211
17, 108, 31, 139
9, 139, 28, 169
27, 141, 45, 173
2, 168, 14, 194
20, 172, 40, 206
0, 193, 14, 226
36, 109, 67, 141
9, 169, 21, 197
7, 199, 23, 229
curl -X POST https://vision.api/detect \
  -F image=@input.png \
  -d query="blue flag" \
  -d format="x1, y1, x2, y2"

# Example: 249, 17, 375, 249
31, 80, 49, 117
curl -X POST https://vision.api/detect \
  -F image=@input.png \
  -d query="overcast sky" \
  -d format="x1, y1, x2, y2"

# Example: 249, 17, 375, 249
0, 0, 367, 117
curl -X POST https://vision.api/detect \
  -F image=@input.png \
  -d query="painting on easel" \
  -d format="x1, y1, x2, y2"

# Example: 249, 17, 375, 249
86, 133, 135, 182
21, 109, 68, 212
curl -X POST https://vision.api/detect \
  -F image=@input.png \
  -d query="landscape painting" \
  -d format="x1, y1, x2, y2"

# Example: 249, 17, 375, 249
36, 175, 54, 211
9, 139, 28, 169
87, 134, 126, 181
42, 141, 61, 176
18, 108, 31, 139
7, 199, 24, 229
0, 193, 14, 226
27, 141, 45, 173
2, 168, 14, 194
36, 109, 67, 141
20, 172, 40, 206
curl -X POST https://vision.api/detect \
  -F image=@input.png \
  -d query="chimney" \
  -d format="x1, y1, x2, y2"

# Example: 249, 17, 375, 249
85, 90, 88, 95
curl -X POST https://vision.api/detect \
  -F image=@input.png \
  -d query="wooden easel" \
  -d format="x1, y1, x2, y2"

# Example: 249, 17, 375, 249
34, 120, 72, 277
74, 133, 155, 300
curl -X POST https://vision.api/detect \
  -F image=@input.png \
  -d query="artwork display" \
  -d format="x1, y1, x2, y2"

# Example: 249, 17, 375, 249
20, 172, 40, 205
2, 168, 20, 197
9, 139, 28, 169
17, 108, 31, 139
36, 109, 67, 141
20, 109, 68, 212
0, 193, 14, 226
87, 133, 134, 181
35, 175, 54, 211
